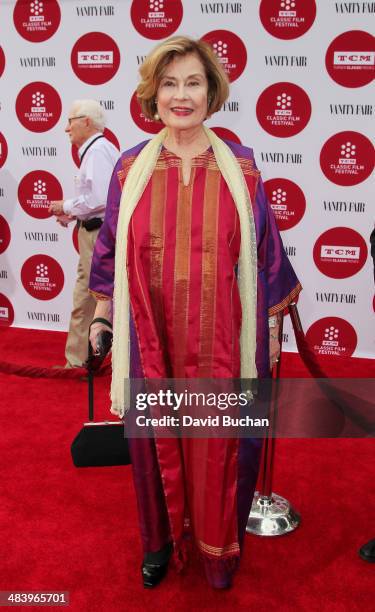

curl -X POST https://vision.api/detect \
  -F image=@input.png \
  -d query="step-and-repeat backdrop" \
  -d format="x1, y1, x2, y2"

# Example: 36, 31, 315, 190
0, 0, 374, 358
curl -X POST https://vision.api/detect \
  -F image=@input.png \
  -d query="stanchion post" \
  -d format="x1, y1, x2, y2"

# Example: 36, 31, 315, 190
88, 340, 94, 422
246, 305, 301, 536
288, 302, 303, 335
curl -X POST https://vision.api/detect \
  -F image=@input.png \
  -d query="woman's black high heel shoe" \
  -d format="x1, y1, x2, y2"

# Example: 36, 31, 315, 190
141, 560, 169, 588
141, 542, 172, 588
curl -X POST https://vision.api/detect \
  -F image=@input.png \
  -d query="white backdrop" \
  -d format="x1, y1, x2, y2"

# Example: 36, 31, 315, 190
0, 0, 374, 358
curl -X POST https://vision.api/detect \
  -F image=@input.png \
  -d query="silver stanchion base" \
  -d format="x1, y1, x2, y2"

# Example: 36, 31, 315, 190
246, 491, 301, 536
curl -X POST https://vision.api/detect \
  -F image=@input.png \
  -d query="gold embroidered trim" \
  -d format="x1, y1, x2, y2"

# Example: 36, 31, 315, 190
118, 151, 259, 184
197, 539, 240, 557
155, 149, 259, 177
268, 283, 302, 316
118, 156, 138, 187
89, 289, 111, 301
198, 167, 220, 376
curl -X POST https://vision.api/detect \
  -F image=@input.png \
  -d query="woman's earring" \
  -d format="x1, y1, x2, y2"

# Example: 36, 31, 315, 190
154, 99, 159, 121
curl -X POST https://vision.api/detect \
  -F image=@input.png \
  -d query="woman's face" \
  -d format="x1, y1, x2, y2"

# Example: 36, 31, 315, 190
156, 53, 209, 132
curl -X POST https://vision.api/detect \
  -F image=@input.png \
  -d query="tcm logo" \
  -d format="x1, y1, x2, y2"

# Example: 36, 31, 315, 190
271, 188, 288, 211
29, 0, 44, 22
322, 325, 340, 347
78, 51, 114, 65
259, 0, 316, 40
325, 31, 375, 87
279, 0, 297, 17
333, 51, 375, 66
256, 82, 311, 137
0, 306, 9, 319
201, 30, 247, 82
35, 263, 50, 283
320, 131, 374, 186
264, 178, 306, 231
275, 92, 292, 116
212, 40, 229, 65
130, 0, 183, 40
21, 254, 64, 300
130, 90, 164, 134
33, 179, 47, 200
148, 0, 165, 17
306, 317, 357, 357
31, 91, 45, 113
338, 141, 356, 164
320, 245, 360, 260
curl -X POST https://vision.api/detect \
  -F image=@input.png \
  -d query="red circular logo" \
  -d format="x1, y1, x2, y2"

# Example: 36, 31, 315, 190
256, 82, 311, 137
201, 30, 247, 82
21, 254, 64, 300
0, 215, 11, 254
313, 227, 368, 279
0, 133, 8, 169
18, 170, 63, 219
264, 178, 306, 230
130, 0, 183, 40
16, 82, 62, 132
325, 30, 375, 88
72, 224, 79, 254
320, 131, 374, 186
13, 0, 61, 42
210, 126, 242, 144
71, 128, 120, 167
306, 317, 357, 357
130, 91, 164, 134
0, 294, 15, 327
259, 0, 316, 40
71, 32, 120, 85
0, 46, 5, 78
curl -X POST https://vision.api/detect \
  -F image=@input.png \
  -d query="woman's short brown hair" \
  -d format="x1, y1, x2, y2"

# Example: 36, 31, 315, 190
137, 36, 230, 120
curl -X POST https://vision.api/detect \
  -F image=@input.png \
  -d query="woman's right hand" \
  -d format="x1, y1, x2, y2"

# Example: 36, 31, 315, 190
89, 298, 113, 354
89, 321, 112, 355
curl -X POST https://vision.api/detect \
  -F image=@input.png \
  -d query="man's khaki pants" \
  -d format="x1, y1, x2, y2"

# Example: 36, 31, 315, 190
65, 226, 100, 367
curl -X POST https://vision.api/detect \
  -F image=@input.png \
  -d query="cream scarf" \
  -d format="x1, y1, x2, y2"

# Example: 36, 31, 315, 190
111, 126, 258, 417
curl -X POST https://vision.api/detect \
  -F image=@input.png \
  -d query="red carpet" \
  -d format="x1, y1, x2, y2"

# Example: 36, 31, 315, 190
0, 328, 374, 611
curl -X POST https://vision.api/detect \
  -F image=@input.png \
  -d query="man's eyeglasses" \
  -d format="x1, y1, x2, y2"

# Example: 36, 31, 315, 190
67, 115, 86, 125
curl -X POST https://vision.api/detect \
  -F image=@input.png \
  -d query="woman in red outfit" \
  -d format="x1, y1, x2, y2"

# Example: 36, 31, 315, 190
89, 36, 302, 589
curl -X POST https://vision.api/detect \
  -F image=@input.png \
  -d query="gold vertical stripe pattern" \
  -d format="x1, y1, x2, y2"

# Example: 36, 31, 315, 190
199, 170, 221, 376
173, 174, 194, 375
149, 170, 167, 349
130, 218, 156, 334
149, 170, 166, 296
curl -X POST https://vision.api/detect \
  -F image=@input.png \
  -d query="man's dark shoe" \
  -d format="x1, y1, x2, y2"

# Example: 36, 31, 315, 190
359, 539, 375, 563
141, 560, 169, 588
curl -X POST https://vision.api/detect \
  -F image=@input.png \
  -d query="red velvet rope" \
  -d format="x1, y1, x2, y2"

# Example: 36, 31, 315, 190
0, 308, 326, 381
290, 328, 327, 378
0, 360, 111, 379
288, 305, 328, 378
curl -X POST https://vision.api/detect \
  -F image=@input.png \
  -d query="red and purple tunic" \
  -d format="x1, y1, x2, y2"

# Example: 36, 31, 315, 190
90, 139, 301, 587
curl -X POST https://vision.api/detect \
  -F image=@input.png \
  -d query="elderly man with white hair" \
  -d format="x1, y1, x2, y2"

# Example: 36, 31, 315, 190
49, 99, 119, 368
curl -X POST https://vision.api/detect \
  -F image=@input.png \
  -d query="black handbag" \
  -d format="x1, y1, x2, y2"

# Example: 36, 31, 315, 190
70, 320, 131, 467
